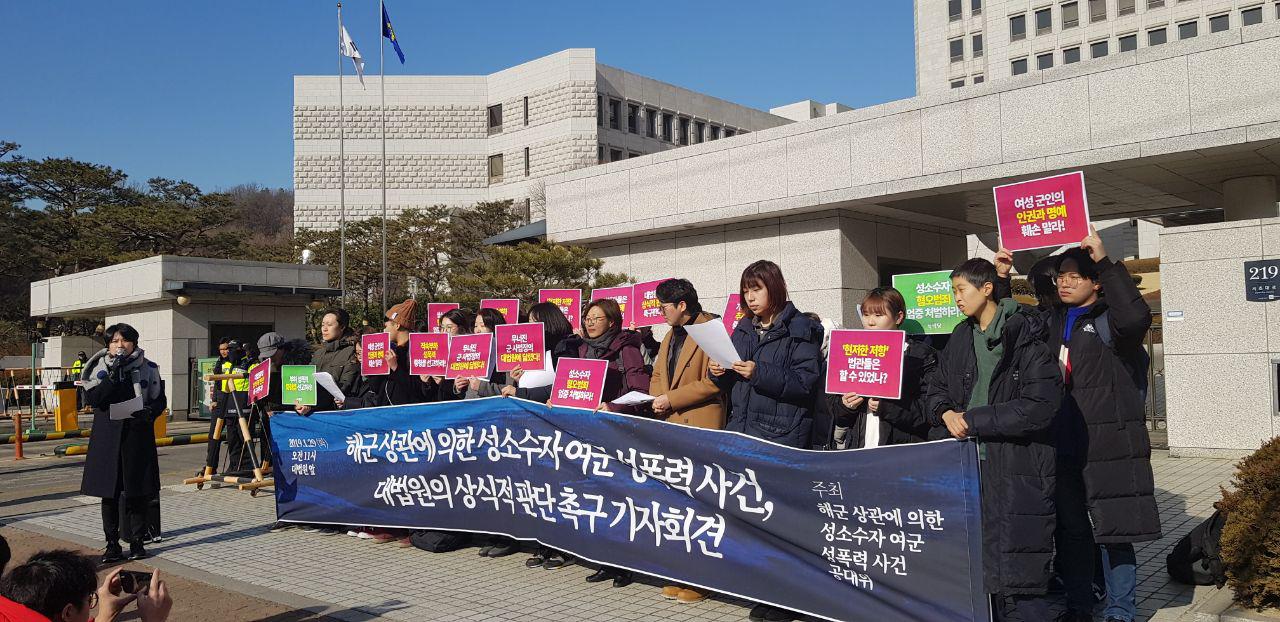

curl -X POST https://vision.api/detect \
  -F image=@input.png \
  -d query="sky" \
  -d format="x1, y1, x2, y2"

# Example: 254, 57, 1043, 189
0, 1, 916, 193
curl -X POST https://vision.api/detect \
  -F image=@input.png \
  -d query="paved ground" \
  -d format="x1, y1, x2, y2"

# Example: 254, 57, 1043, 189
0, 432, 1240, 622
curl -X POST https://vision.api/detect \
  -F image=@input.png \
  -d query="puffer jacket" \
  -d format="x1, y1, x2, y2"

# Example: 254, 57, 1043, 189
311, 333, 359, 412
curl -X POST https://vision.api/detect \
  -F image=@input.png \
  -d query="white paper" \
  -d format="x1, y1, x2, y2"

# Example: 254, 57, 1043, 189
314, 372, 346, 402
685, 319, 743, 368
611, 390, 656, 405
109, 395, 144, 420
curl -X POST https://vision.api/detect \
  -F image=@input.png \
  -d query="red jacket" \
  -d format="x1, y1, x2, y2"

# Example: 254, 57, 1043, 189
0, 596, 48, 622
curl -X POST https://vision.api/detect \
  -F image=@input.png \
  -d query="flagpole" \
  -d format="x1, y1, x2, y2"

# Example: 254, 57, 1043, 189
337, 2, 347, 304
379, 0, 388, 312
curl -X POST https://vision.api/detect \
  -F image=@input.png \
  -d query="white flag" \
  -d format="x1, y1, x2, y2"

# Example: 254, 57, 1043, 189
340, 25, 365, 86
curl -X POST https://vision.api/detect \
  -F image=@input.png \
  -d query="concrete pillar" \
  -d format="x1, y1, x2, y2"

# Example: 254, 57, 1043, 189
1222, 176, 1279, 220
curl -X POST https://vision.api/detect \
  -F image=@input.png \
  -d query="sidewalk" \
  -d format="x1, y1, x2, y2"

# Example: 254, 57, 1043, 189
1, 449, 1239, 622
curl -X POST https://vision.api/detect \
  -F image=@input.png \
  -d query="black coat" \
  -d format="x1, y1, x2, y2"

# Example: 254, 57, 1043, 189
311, 334, 360, 412
1045, 257, 1160, 544
819, 340, 937, 449
924, 308, 1062, 595
343, 342, 433, 409
81, 364, 168, 500
712, 302, 822, 448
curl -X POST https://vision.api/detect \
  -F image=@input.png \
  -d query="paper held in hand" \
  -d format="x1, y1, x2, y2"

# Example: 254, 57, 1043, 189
313, 372, 346, 403
611, 391, 655, 406
108, 394, 144, 420
684, 320, 743, 368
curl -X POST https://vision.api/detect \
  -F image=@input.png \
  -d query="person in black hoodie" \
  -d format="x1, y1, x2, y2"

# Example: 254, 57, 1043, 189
1047, 227, 1159, 622
827, 287, 937, 449
923, 258, 1062, 621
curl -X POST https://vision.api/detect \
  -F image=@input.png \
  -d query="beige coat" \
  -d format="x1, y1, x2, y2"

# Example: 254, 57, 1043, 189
649, 312, 726, 430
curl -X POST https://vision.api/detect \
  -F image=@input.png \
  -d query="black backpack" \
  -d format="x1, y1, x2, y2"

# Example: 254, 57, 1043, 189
409, 529, 470, 553
1093, 309, 1151, 402
1166, 509, 1228, 587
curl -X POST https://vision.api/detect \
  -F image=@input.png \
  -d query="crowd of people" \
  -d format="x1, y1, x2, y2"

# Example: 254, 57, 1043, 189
62, 221, 1157, 622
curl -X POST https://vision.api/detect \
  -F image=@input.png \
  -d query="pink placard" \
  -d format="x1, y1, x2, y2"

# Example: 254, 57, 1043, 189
538, 289, 582, 330
445, 333, 493, 380
722, 294, 747, 334
361, 333, 392, 376
549, 357, 609, 410
824, 329, 907, 399
590, 286, 632, 326
426, 303, 460, 332
495, 323, 546, 373
993, 171, 1091, 252
247, 359, 271, 404
632, 278, 671, 328
479, 298, 520, 323
408, 332, 449, 375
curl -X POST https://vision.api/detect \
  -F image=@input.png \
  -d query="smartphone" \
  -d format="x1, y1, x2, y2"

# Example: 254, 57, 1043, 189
119, 570, 152, 594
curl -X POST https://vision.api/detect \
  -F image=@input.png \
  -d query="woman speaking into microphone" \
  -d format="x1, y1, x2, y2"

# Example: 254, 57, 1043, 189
79, 323, 167, 563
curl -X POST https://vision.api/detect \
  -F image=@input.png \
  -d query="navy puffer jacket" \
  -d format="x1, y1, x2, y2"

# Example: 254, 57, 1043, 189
711, 302, 822, 448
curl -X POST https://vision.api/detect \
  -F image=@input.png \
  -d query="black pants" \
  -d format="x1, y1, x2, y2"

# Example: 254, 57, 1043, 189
102, 494, 148, 546
205, 416, 249, 472
1055, 457, 1097, 613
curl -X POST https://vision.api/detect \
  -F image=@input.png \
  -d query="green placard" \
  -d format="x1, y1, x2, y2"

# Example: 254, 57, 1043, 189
892, 270, 964, 335
281, 365, 318, 407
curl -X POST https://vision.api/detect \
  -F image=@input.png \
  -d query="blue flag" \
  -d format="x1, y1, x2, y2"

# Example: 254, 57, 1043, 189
382, 4, 405, 64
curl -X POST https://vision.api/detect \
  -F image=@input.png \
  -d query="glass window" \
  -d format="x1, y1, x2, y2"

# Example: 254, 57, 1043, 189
973, 74, 985, 84
1118, 0, 1136, 15
1148, 0, 1164, 7
1010, 14, 1027, 40
949, 0, 963, 21
523, 147, 530, 176
1063, 46, 1081, 63
609, 148, 622, 162
661, 113, 673, 142
1011, 57, 1029, 75
1063, 2, 1079, 28
627, 104, 638, 134
972, 0, 983, 15
1209, 13, 1230, 32
1090, 0, 1107, 22
645, 108, 657, 138
679, 117, 691, 146
1091, 39, 1109, 57
1119, 33, 1137, 51
1148, 27, 1167, 45
628, 152, 641, 159
1242, 6, 1262, 26
608, 99, 620, 130
951, 78, 966, 88
487, 104, 502, 130
709, 125, 721, 140
950, 38, 965, 62
694, 121, 705, 144
1178, 20, 1198, 39
724, 128, 736, 138
522, 97, 529, 126
488, 154, 503, 183
973, 33, 984, 57
1037, 52, 1054, 70
1035, 8, 1052, 34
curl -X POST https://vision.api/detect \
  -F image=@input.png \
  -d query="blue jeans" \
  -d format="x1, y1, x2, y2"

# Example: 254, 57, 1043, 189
1101, 543, 1137, 621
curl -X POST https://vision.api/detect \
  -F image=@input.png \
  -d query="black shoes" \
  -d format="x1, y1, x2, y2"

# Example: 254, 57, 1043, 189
128, 543, 148, 561
477, 545, 494, 557
585, 567, 632, 587
525, 550, 547, 567
485, 542, 518, 558
748, 603, 795, 622
611, 570, 633, 588
541, 552, 572, 570
585, 568, 612, 583
100, 542, 125, 565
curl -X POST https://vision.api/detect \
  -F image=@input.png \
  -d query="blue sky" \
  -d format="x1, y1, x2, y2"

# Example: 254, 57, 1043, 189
1, 1, 916, 192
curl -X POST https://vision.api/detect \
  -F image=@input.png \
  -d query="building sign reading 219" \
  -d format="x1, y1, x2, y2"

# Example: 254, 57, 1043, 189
1244, 259, 1280, 302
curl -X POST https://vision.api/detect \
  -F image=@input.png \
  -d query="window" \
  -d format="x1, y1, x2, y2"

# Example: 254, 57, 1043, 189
487, 104, 503, 132
609, 148, 622, 163
1276, 2, 1280, 20
627, 104, 638, 134
1010, 14, 1027, 40
951, 78, 966, 88
1209, 13, 1230, 32
709, 125, 721, 140
1037, 52, 1054, 69
661, 113, 673, 141
1119, 33, 1137, 51
1242, 6, 1263, 26
1035, 8, 1052, 34
679, 117, 691, 146
1063, 2, 1079, 28
488, 154, 503, 183
1178, 20, 1198, 39
1011, 57, 1029, 75
523, 147, 530, 176
950, 38, 965, 62
1091, 39, 1109, 57
597, 145, 604, 164
1063, 46, 1081, 63
608, 99, 620, 130
724, 128, 736, 138
973, 74, 985, 84
628, 152, 641, 159
597, 95, 603, 126
646, 108, 657, 138
694, 121, 705, 144
522, 97, 529, 126
949, 0, 963, 20
972, 0, 983, 15
1148, 27, 1167, 45
973, 33, 984, 57
1148, 0, 1164, 7
1118, 0, 1136, 15
1089, 0, 1106, 22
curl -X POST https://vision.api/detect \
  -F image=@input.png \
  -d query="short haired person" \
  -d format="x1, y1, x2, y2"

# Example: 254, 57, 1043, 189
923, 258, 1063, 620
426, 308, 476, 402
0, 550, 172, 622
78, 324, 167, 564
303, 308, 360, 415
709, 260, 822, 622
1047, 226, 1160, 622
648, 278, 726, 604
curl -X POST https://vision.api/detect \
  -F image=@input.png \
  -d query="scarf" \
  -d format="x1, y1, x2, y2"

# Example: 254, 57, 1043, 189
80, 347, 163, 403
582, 327, 619, 360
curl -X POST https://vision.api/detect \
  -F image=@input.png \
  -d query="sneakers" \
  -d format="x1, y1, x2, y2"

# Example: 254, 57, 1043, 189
541, 552, 572, 570
100, 543, 125, 565
526, 550, 548, 568
346, 529, 361, 537
300, 524, 321, 533
317, 527, 342, 536
485, 542, 518, 558
748, 603, 794, 622
676, 588, 707, 604
661, 586, 682, 600
356, 530, 377, 541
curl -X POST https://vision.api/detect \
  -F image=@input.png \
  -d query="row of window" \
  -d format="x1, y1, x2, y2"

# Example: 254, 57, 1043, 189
597, 145, 644, 164
486, 98, 529, 134
1007, 1, 1270, 43
950, 74, 987, 88
597, 95, 743, 145
948, 0, 983, 21
486, 146, 534, 184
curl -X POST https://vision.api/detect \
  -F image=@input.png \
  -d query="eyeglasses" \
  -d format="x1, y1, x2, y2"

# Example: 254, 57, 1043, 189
87, 592, 99, 609
583, 316, 608, 324
1053, 273, 1089, 286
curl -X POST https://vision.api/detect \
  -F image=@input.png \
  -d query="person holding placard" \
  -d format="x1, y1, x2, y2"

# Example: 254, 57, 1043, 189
923, 258, 1062, 621
826, 288, 937, 450
500, 302, 581, 405
575, 298, 650, 415
464, 308, 511, 400
302, 308, 359, 415
341, 300, 430, 409
426, 307, 476, 402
